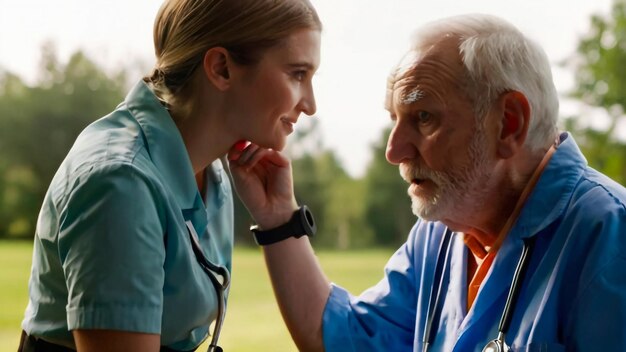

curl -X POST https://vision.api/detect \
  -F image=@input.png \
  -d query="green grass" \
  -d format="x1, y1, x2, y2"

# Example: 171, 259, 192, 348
0, 241, 392, 352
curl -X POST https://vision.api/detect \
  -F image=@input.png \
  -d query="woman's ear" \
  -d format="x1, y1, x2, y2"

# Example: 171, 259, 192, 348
496, 91, 531, 159
202, 47, 232, 91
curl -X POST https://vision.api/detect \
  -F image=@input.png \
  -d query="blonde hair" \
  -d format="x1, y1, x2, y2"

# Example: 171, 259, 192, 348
146, 0, 321, 106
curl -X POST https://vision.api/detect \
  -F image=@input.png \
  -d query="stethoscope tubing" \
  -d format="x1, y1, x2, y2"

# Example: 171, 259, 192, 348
498, 236, 535, 334
422, 228, 536, 352
186, 221, 231, 352
423, 228, 454, 352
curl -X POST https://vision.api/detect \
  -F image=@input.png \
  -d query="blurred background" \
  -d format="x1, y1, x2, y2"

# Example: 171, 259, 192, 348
1, 0, 625, 350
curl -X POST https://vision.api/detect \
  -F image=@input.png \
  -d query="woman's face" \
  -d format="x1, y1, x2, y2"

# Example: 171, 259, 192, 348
227, 28, 320, 151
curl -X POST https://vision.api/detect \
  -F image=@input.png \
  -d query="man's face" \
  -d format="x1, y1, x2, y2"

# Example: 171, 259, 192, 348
385, 39, 495, 221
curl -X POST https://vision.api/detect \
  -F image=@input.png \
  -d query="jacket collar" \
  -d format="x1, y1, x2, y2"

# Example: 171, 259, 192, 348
458, 133, 587, 335
513, 132, 586, 240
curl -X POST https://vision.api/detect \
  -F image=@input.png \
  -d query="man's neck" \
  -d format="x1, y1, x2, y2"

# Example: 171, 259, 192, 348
444, 144, 554, 252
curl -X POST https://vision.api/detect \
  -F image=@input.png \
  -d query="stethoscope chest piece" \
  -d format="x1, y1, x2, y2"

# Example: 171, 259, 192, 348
482, 332, 510, 352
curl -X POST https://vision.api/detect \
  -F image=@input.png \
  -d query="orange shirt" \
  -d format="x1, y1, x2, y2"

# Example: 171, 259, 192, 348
465, 144, 557, 310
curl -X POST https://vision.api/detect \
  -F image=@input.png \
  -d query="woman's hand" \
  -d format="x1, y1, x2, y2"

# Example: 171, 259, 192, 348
229, 141, 329, 352
228, 142, 298, 229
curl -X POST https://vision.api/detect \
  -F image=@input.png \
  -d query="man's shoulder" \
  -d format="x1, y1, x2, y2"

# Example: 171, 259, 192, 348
575, 167, 626, 213
556, 167, 626, 250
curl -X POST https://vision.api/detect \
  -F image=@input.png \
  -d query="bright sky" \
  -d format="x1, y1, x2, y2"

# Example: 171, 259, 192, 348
0, 0, 614, 177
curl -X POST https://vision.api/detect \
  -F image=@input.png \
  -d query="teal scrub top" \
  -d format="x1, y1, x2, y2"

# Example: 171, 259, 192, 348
21, 80, 234, 351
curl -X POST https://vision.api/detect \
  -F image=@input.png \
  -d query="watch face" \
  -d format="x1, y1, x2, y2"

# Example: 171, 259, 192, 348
301, 205, 317, 236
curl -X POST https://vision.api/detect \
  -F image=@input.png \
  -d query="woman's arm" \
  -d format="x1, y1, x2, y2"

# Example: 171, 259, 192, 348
262, 237, 330, 352
228, 145, 330, 351
73, 330, 160, 352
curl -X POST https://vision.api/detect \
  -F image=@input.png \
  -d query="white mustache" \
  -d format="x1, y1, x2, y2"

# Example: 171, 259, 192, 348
399, 163, 444, 185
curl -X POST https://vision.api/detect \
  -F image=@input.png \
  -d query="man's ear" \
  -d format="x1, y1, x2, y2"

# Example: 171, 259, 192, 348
202, 47, 232, 91
496, 91, 530, 159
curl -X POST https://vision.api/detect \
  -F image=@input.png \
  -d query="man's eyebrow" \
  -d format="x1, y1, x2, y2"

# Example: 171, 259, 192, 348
401, 88, 426, 105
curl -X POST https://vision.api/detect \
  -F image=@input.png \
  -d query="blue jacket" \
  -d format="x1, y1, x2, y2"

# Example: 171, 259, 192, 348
323, 133, 626, 351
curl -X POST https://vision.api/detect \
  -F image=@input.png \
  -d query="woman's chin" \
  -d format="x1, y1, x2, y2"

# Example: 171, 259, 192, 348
249, 138, 286, 152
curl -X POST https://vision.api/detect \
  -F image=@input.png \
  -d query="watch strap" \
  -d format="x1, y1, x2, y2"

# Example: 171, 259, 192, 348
250, 206, 315, 246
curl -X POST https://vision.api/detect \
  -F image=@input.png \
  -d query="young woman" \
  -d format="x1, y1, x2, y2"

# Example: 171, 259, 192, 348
20, 0, 321, 351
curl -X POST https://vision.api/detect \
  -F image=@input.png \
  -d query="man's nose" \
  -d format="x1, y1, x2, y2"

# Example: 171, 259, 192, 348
386, 123, 418, 165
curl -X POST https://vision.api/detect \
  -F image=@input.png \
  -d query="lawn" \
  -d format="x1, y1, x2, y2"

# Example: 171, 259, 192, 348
0, 241, 393, 351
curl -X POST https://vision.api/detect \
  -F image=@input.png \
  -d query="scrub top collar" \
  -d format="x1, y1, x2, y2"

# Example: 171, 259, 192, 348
124, 80, 200, 213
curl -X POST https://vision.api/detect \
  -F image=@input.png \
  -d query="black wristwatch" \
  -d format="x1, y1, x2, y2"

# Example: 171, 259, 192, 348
250, 205, 316, 246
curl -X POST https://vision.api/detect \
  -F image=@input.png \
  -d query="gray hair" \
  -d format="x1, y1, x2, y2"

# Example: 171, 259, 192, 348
397, 14, 559, 150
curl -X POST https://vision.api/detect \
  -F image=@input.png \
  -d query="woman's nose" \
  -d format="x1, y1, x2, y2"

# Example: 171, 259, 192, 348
298, 83, 317, 116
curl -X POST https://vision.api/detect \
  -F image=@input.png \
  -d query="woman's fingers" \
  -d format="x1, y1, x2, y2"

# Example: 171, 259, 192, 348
229, 142, 289, 170
238, 145, 264, 166
227, 140, 249, 162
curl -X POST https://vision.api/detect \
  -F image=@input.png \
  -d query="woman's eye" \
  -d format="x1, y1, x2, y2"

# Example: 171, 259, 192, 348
293, 70, 307, 81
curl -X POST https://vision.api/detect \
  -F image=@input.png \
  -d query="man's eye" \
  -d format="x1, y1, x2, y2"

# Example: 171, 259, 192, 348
417, 111, 431, 124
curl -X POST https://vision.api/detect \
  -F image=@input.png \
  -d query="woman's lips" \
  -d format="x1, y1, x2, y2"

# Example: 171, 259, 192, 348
281, 118, 294, 133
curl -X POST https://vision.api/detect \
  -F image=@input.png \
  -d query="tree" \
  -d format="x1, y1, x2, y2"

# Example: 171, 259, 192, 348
566, 0, 626, 184
296, 151, 374, 249
0, 43, 127, 238
290, 149, 363, 248
362, 127, 416, 247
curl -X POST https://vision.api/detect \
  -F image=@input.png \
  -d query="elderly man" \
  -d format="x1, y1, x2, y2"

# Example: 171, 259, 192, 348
229, 14, 626, 351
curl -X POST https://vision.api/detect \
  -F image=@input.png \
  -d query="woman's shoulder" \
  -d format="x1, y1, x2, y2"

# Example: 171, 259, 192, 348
48, 110, 165, 207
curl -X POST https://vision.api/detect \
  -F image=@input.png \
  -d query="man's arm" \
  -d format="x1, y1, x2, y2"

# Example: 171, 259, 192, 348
569, 254, 626, 350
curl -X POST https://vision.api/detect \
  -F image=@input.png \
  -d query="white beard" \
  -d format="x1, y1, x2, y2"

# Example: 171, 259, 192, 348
401, 127, 492, 221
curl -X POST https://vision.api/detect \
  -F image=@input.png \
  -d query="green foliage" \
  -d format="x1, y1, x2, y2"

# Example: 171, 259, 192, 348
0, 43, 127, 238
232, 195, 256, 246
567, 0, 626, 184
362, 127, 416, 247
292, 150, 374, 248
572, 1, 626, 108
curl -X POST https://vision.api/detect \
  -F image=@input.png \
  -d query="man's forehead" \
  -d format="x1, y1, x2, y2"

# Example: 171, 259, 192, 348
385, 41, 463, 111
395, 34, 459, 72
385, 59, 439, 111
393, 77, 424, 103
385, 78, 424, 112
385, 50, 423, 111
